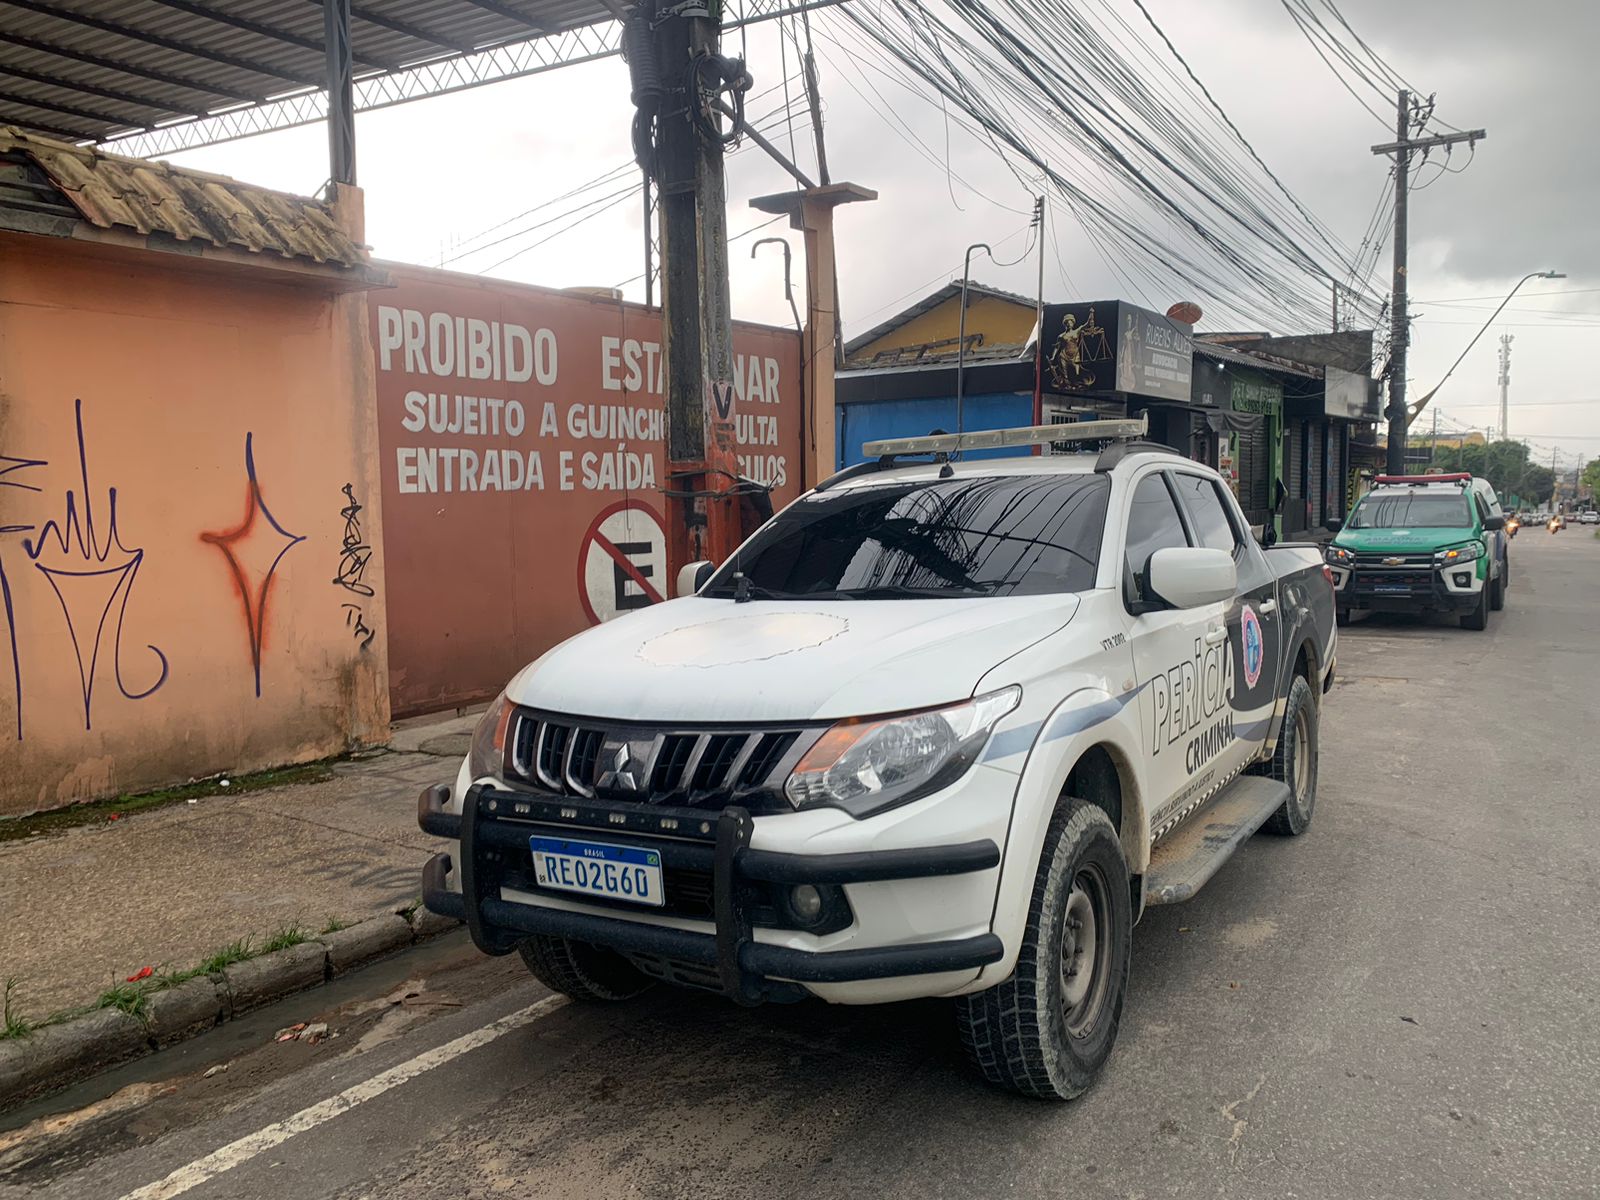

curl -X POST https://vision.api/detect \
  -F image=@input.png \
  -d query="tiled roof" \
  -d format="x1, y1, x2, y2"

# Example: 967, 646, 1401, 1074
0, 126, 362, 268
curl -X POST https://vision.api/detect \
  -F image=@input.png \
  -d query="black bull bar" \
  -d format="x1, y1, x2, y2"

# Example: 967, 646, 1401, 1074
418, 782, 1004, 1005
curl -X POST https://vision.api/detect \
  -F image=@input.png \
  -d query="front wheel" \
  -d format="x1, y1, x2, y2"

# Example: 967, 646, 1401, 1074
955, 802, 1131, 1100
1462, 583, 1490, 631
1252, 673, 1318, 835
518, 935, 654, 1002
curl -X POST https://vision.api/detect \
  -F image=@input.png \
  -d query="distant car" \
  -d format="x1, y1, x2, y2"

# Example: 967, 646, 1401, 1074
1580, 511, 1599, 525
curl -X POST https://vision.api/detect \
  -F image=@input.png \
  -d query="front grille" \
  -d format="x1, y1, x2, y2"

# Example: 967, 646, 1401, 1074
1353, 552, 1434, 568
1352, 569, 1435, 593
506, 709, 817, 813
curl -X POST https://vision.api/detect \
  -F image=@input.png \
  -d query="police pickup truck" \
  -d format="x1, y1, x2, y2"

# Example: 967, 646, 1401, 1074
418, 418, 1337, 1100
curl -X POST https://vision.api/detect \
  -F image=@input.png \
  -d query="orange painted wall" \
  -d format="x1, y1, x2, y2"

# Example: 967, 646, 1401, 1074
0, 233, 389, 815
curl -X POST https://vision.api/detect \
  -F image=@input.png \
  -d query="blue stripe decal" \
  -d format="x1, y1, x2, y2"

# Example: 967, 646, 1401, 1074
1235, 717, 1273, 743
983, 721, 1044, 762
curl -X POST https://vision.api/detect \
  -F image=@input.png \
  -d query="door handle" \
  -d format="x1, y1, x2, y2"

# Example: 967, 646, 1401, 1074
1204, 627, 1227, 646
1259, 598, 1278, 614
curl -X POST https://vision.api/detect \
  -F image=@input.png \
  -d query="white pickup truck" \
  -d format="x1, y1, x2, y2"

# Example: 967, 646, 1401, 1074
419, 419, 1337, 1099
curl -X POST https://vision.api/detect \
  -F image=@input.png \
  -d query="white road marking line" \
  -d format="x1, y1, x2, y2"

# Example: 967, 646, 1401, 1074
118, 994, 569, 1200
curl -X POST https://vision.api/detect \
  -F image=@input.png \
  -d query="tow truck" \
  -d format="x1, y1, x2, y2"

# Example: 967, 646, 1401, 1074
418, 418, 1337, 1099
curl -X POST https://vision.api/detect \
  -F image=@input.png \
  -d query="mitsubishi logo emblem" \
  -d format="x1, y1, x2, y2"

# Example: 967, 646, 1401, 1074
599, 742, 640, 792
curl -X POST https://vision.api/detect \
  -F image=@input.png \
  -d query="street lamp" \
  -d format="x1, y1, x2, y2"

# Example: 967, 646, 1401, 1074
1410, 270, 1565, 434
955, 242, 992, 450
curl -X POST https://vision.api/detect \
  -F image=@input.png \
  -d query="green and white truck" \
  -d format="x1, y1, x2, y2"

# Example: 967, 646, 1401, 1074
1324, 472, 1508, 630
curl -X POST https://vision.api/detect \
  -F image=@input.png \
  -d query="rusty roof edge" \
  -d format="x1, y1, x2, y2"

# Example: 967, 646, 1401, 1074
0, 125, 362, 269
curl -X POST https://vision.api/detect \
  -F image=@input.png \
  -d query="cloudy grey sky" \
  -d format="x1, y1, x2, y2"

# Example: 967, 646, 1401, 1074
170, 0, 1600, 468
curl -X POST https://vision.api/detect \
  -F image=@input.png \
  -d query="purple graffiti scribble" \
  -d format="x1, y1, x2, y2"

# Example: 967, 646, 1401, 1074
9, 399, 169, 734
1, 454, 49, 739
201, 433, 305, 698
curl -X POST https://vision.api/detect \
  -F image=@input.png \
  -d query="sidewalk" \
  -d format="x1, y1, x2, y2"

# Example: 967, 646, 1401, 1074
0, 713, 477, 1025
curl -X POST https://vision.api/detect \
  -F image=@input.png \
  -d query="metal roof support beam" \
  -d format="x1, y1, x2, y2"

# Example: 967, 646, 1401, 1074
0, 0, 322, 88
103, 22, 625, 157
0, 86, 144, 130
0, 62, 206, 118
0, 30, 264, 103
457, 0, 554, 34
143, 0, 399, 72
309, 0, 477, 55
324, 0, 356, 185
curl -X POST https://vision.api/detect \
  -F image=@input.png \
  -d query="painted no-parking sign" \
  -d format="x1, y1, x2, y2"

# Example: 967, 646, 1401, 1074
578, 501, 667, 625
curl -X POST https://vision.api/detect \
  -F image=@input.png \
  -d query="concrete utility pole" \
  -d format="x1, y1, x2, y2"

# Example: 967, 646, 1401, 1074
1497, 333, 1513, 441
648, 2, 744, 571
1372, 90, 1486, 474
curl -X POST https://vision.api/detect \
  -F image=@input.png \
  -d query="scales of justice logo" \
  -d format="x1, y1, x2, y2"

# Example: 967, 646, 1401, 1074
1046, 306, 1112, 392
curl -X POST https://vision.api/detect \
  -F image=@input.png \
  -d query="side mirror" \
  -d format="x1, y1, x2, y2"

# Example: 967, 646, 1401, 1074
1483, 514, 1505, 531
1325, 517, 1343, 534
1146, 547, 1237, 610
676, 560, 715, 598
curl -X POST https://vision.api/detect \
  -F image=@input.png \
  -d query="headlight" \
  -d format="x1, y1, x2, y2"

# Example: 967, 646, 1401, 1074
784, 686, 1021, 817
468, 689, 515, 780
1325, 546, 1354, 565
1434, 541, 1482, 565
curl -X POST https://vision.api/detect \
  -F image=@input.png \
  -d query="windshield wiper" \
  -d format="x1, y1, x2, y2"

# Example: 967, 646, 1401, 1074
821, 583, 996, 600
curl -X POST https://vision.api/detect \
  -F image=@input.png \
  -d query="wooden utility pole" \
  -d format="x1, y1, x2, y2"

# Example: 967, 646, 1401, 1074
1372, 91, 1486, 475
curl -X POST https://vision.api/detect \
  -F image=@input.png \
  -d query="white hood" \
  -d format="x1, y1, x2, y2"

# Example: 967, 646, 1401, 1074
510, 595, 1081, 722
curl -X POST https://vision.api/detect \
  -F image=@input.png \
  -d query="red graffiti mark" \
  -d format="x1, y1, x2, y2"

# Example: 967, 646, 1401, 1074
201, 434, 304, 698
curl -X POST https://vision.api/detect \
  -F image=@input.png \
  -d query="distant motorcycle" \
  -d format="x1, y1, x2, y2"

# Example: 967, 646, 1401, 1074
1549, 515, 1564, 534
1506, 515, 1520, 538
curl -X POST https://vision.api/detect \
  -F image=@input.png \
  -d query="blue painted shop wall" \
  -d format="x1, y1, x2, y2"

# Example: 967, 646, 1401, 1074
835, 392, 1034, 468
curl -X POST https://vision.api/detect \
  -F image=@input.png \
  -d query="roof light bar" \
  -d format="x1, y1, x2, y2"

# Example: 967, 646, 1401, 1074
862, 415, 1149, 459
1373, 473, 1470, 485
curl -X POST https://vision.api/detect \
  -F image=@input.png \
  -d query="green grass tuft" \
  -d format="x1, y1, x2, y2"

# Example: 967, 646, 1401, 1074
319, 916, 353, 935
197, 939, 254, 976
97, 982, 149, 1019
259, 924, 310, 954
2, 978, 31, 1040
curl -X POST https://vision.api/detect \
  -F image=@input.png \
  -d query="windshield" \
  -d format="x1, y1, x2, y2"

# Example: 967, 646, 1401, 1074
1348, 490, 1473, 529
702, 473, 1110, 600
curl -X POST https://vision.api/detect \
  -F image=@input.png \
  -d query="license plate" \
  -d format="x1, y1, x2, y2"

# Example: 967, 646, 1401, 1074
529, 836, 664, 907
1372, 584, 1410, 594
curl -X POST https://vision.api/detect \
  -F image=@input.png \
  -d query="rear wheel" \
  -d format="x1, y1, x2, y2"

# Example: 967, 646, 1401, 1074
1335, 607, 1352, 627
1490, 570, 1506, 611
1253, 674, 1318, 836
1462, 582, 1490, 631
518, 935, 654, 1002
955, 802, 1131, 1100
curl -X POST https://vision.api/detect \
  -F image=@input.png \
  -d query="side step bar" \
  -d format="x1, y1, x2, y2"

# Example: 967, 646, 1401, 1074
1144, 776, 1292, 905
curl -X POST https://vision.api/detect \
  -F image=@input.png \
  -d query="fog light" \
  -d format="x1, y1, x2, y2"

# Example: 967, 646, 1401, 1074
1454, 572, 1471, 586
789, 884, 824, 923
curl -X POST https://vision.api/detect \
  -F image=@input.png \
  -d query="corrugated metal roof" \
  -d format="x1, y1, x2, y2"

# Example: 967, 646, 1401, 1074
0, 125, 362, 265
0, 0, 617, 144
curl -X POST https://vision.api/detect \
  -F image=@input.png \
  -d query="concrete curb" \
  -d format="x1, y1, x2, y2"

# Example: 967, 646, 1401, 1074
0, 907, 462, 1113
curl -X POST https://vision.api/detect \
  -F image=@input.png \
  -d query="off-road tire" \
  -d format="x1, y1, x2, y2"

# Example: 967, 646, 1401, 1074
954, 802, 1130, 1101
1490, 569, 1506, 611
518, 935, 654, 1002
1253, 673, 1318, 836
1462, 583, 1490, 631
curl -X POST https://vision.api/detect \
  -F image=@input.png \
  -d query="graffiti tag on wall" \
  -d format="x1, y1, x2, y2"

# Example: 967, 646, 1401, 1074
201, 433, 306, 698
0, 399, 168, 738
334, 483, 377, 650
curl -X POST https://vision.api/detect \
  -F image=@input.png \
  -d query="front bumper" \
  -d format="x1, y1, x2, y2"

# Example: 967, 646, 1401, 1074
418, 782, 1004, 1004
1332, 562, 1482, 614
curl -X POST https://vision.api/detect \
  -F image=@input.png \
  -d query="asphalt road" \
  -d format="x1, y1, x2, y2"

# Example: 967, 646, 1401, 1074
7, 530, 1598, 1200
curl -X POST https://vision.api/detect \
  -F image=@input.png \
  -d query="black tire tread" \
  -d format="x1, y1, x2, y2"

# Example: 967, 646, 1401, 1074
517, 935, 653, 1002
954, 803, 1128, 1100
1256, 673, 1317, 836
